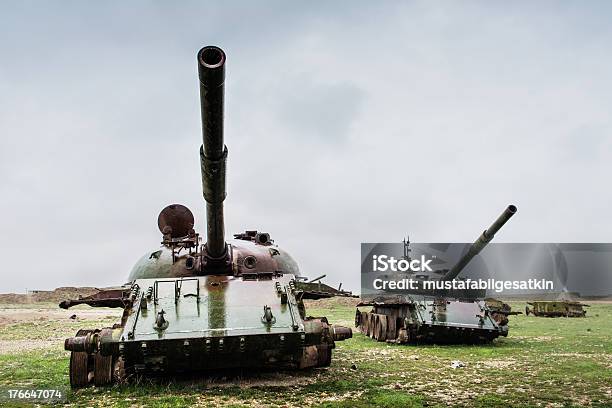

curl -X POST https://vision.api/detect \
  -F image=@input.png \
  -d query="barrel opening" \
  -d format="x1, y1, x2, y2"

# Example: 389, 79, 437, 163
508, 205, 517, 213
200, 47, 225, 68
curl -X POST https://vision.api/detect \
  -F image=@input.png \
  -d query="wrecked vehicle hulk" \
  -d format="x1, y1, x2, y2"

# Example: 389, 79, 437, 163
356, 205, 520, 343
60, 46, 352, 388
525, 300, 589, 317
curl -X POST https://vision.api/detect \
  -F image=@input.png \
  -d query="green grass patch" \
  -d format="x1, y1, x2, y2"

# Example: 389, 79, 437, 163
0, 301, 610, 406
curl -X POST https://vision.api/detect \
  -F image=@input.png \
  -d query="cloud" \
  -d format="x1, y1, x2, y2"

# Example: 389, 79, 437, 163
275, 78, 364, 143
1, 2, 611, 293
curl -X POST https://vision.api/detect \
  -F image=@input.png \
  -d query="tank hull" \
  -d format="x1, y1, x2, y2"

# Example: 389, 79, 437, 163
64, 274, 351, 387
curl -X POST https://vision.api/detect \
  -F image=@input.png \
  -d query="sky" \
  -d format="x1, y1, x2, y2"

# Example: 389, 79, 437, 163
1, 1, 611, 293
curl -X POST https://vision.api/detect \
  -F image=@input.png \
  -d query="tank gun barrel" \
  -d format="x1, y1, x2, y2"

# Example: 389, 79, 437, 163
442, 205, 517, 281
198, 46, 228, 260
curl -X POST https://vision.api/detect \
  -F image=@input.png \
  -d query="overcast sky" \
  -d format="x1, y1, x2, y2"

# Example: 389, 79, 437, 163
1, 2, 611, 293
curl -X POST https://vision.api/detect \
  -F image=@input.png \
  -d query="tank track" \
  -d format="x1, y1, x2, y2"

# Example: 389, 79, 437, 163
356, 311, 405, 343
356, 309, 499, 344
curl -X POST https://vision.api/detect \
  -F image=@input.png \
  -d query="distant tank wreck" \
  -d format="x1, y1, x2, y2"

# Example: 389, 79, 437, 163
356, 205, 520, 343
525, 300, 589, 317
60, 46, 352, 388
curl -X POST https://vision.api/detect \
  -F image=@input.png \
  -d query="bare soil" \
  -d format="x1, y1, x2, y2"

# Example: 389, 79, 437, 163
0, 287, 100, 304
0, 308, 118, 327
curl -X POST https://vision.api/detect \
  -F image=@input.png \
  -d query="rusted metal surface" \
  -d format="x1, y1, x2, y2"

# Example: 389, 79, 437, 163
59, 288, 128, 309
485, 297, 522, 326
69, 352, 89, 388
68, 329, 92, 388
525, 300, 589, 317
157, 204, 195, 239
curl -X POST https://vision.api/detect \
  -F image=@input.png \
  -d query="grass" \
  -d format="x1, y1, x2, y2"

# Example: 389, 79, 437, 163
0, 301, 610, 407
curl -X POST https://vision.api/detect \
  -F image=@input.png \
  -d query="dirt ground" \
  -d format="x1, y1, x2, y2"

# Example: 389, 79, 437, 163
0, 306, 122, 355
0, 307, 118, 327
0, 287, 100, 304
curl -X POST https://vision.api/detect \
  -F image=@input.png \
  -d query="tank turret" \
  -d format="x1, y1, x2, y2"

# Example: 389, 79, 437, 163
127, 47, 300, 280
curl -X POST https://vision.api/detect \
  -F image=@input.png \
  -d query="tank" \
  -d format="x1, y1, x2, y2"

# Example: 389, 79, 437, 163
60, 46, 352, 388
525, 300, 589, 317
356, 205, 519, 343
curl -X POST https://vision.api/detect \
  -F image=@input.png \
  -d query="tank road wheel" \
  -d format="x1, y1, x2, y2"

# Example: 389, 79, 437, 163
372, 315, 378, 340
69, 352, 90, 388
361, 313, 367, 335
93, 353, 113, 386
317, 344, 332, 367
379, 315, 388, 342
69, 329, 93, 388
387, 316, 397, 341
373, 314, 380, 341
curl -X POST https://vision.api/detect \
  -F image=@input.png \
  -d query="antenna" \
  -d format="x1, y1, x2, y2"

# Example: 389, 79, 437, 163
402, 236, 411, 261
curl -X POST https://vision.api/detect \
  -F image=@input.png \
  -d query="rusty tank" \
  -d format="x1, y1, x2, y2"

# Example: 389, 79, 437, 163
356, 205, 519, 343
60, 46, 352, 388
525, 300, 589, 317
